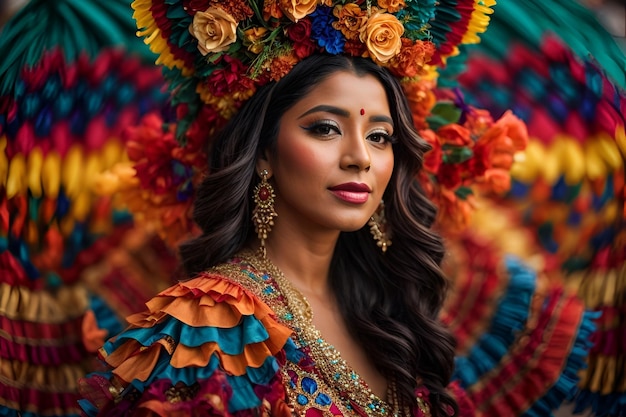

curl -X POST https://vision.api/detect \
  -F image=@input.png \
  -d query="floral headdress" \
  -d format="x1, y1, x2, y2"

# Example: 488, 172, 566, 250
116, 0, 530, 246
132, 0, 497, 141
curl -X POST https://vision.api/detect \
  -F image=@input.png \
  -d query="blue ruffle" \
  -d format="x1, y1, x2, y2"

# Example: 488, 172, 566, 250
87, 310, 287, 414
103, 314, 270, 356
522, 310, 600, 417
89, 293, 124, 338
573, 390, 626, 417
453, 256, 536, 386
0, 408, 80, 417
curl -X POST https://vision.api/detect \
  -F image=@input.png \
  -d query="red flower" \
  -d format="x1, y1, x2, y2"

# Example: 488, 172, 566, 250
185, 104, 228, 155
287, 19, 317, 59
287, 18, 311, 42
183, 0, 212, 13
343, 39, 367, 57
124, 113, 181, 195
475, 110, 527, 171
436, 162, 463, 190
206, 56, 250, 97
420, 129, 442, 174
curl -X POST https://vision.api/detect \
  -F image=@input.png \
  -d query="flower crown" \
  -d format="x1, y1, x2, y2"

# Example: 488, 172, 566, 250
117, 0, 530, 248
132, 0, 495, 142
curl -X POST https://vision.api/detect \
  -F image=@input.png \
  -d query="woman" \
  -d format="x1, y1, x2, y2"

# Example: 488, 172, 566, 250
79, 52, 460, 417
79, 1, 498, 416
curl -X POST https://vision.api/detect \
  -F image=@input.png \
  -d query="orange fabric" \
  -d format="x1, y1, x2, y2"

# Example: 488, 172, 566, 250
81, 309, 108, 353
171, 341, 274, 375
105, 272, 293, 384
112, 343, 163, 383
128, 274, 278, 329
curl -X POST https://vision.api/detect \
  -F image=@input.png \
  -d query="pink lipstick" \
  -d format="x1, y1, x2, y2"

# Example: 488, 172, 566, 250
328, 183, 371, 204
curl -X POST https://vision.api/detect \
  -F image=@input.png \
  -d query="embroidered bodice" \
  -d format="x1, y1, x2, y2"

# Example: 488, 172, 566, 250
78, 252, 435, 417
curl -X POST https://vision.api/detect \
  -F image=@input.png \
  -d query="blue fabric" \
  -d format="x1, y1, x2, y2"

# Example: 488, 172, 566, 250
87, 307, 286, 415
453, 256, 536, 387
89, 293, 124, 338
226, 375, 262, 411
104, 314, 270, 355
0, 409, 80, 417
574, 390, 626, 417
522, 310, 599, 417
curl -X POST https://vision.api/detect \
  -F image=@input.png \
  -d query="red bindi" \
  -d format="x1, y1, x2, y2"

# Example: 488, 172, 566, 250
360, 108, 365, 116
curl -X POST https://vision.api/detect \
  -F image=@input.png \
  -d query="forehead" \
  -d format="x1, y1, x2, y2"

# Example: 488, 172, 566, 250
292, 71, 391, 115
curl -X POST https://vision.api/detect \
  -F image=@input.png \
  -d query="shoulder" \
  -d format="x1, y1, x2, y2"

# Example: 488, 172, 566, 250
79, 253, 294, 416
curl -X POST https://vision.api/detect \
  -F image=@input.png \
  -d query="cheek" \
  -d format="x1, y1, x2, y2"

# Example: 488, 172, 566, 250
276, 137, 328, 176
376, 151, 395, 189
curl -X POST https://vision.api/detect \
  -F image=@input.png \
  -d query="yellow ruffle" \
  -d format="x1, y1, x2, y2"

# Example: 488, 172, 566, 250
511, 134, 624, 186
0, 282, 88, 323
131, 0, 194, 76
0, 357, 87, 391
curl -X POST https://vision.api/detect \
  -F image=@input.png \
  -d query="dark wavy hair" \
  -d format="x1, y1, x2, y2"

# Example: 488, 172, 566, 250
179, 54, 458, 416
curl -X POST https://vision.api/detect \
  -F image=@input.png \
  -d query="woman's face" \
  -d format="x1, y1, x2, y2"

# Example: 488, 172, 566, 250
259, 71, 395, 236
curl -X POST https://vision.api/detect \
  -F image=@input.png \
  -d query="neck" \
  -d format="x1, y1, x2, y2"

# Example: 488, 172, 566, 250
263, 223, 339, 297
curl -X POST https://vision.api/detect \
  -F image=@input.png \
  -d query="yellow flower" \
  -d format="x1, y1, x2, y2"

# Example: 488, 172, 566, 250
279, 0, 317, 22
244, 27, 269, 54
360, 12, 404, 64
189, 7, 238, 55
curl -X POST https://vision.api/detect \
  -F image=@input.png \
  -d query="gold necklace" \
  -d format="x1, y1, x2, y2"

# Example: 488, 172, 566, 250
241, 250, 404, 417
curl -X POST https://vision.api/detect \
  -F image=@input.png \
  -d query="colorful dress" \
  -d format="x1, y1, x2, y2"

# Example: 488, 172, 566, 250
78, 250, 456, 417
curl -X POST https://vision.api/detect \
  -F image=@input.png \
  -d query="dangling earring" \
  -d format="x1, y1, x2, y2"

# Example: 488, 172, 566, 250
369, 200, 391, 253
252, 169, 277, 257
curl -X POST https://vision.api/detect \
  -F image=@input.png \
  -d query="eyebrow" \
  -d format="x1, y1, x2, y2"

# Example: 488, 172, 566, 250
297, 105, 394, 125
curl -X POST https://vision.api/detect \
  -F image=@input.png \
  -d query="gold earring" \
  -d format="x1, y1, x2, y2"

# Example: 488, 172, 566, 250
252, 169, 277, 257
369, 200, 391, 253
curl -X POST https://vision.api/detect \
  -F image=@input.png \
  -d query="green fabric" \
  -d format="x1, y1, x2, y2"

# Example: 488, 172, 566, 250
439, 0, 626, 89
0, 0, 155, 96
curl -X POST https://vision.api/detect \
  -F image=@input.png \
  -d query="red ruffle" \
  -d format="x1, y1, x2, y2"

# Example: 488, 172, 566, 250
0, 335, 87, 366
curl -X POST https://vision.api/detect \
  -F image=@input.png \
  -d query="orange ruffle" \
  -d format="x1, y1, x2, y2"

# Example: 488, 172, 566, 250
103, 272, 292, 383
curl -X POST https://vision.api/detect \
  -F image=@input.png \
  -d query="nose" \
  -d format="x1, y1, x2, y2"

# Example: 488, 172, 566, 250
340, 132, 371, 172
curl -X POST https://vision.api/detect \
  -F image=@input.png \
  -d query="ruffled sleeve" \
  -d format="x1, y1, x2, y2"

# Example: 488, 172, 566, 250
78, 272, 295, 416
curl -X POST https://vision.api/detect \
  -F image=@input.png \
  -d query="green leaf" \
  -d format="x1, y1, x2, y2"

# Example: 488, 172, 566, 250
442, 147, 473, 164
454, 186, 474, 199
427, 101, 462, 129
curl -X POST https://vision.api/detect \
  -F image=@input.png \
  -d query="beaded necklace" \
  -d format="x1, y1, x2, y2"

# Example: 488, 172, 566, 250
238, 250, 420, 417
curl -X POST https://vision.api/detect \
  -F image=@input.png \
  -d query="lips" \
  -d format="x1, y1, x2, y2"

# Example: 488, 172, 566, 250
328, 183, 371, 192
328, 183, 371, 204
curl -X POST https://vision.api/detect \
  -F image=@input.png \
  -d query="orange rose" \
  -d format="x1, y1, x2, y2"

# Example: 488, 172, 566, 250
190, 8, 238, 55
483, 168, 512, 194
279, 0, 317, 22
377, 0, 406, 13
360, 12, 404, 64
437, 124, 473, 147
332, 4, 367, 40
